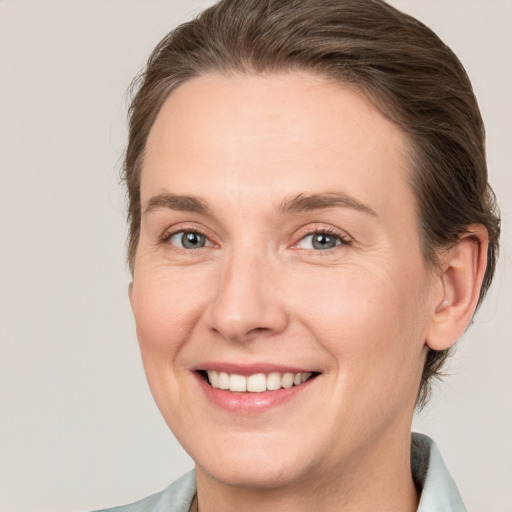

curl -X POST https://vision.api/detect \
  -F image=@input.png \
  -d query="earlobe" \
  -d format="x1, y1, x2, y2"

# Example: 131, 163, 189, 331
426, 224, 489, 351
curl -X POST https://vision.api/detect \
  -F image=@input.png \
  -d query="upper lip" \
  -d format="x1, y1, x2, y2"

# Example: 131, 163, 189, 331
193, 362, 320, 375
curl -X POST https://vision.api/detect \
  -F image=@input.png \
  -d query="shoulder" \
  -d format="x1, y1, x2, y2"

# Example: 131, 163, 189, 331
92, 470, 196, 512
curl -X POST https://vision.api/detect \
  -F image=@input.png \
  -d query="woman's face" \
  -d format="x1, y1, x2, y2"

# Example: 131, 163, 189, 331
130, 72, 436, 489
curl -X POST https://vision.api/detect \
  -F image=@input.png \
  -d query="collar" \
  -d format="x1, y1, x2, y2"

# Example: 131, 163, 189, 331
412, 433, 467, 512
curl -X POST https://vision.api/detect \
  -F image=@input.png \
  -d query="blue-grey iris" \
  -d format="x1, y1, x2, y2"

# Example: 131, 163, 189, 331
312, 233, 338, 250
182, 232, 206, 249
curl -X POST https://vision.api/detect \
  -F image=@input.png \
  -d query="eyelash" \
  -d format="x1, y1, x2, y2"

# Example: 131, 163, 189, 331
159, 226, 214, 251
292, 227, 351, 252
159, 226, 351, 253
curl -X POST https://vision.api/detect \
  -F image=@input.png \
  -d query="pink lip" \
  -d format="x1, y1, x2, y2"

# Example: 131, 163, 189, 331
195, 361, 316, 375
193, 369, 317, 414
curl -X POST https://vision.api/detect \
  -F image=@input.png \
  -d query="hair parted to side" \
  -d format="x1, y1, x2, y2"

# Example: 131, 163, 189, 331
123, 0, 500, 407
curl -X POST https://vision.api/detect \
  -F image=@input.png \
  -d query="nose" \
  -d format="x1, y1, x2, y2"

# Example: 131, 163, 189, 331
206, 251, 289, 342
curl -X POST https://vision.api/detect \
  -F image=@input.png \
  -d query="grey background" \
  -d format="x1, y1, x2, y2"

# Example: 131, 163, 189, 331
0, 1, 510, 511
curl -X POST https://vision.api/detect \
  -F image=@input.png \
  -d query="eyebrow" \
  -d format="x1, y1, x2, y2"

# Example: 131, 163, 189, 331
143, 191, 377, 218
278, 192, 377, 216
143, 193, 211, 216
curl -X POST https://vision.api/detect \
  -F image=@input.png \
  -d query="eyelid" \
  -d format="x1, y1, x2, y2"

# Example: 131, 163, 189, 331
159, 224, 217, 248
290, 225, 352, 250
169, 231, 214, 249
157, 222, 351, 251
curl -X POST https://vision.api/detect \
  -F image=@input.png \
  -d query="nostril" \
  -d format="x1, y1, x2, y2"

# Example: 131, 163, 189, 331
249, 327, 270, 334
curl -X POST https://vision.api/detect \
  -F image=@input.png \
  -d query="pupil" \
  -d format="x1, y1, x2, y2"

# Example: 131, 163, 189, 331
312, 233, 335, 250
182, 232, 205, 248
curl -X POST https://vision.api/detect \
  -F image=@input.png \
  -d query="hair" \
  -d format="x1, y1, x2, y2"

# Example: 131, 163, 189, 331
123, 0, 500, 407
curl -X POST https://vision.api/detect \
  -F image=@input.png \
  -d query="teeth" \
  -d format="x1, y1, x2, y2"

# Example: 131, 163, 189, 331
229, 374, 247, 392
281, 372, 294, 389
218, 371, 230, 390
267, 372, 281, 391
247, 373, 267, 392
206, 370, 313, 392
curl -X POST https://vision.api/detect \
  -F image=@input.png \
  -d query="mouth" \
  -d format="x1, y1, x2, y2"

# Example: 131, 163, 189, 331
198, 370, 319, 393
193, 363, 321, 413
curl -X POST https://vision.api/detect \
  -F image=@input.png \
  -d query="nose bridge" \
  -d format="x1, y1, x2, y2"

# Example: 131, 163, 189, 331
207, 243, 287, 341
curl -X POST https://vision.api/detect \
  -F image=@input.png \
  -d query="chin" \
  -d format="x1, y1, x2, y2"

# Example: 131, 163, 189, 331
198, 454, 312, 490
183, 429, 320, 490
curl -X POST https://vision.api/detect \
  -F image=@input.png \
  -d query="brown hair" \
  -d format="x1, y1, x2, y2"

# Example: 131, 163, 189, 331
123, 0, 500, 407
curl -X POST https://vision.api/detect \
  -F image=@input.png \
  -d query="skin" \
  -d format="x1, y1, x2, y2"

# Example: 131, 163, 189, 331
129, 72, 487, 512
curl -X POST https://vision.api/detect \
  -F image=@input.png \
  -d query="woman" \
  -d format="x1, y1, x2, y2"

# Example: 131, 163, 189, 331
97, 0, 500, 510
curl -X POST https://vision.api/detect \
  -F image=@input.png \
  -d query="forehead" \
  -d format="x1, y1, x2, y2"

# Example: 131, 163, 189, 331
142, 72, 414, 221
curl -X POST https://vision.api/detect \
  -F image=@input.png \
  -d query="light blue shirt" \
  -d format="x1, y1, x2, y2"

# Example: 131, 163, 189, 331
95, 433, 466, 512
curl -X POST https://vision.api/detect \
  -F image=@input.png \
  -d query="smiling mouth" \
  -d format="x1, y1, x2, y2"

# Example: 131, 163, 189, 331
199, 370, 318, 393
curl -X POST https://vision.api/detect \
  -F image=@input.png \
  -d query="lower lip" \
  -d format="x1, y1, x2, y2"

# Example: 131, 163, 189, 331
195, 373, 315, 414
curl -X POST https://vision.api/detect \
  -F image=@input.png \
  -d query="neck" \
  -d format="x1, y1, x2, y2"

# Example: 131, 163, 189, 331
194, 428, 419, 512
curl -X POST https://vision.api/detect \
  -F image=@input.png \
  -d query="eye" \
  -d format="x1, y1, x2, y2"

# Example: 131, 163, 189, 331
168, 231, 211, 249
297, 232, 343, 250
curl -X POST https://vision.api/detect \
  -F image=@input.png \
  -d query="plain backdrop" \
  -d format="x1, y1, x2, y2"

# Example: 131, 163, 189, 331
0, 1, 510, 511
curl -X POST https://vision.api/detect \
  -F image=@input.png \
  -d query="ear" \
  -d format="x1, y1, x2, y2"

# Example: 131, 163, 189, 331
128, 282, 134, 310
426, 224, 489, 351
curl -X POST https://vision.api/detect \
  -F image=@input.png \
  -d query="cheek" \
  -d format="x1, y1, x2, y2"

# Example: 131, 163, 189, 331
131, 270, 208, 361
129, 269, 215, 426
289, 261, 430, 368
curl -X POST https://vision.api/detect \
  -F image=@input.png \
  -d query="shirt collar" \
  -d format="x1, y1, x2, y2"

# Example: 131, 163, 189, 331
412, 433, 467, 512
